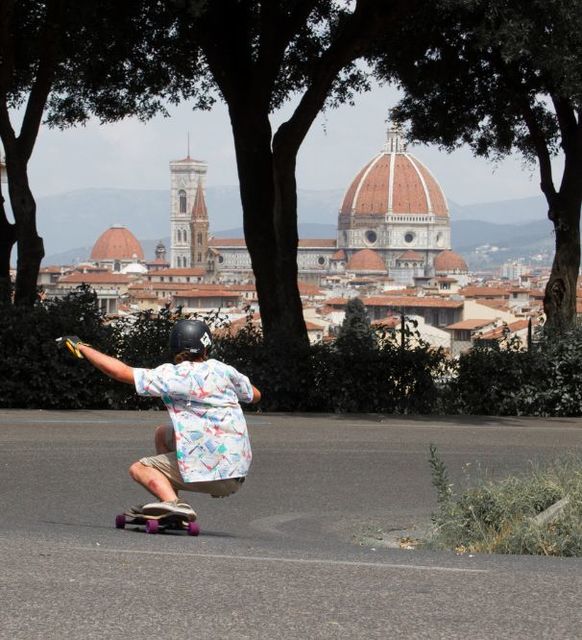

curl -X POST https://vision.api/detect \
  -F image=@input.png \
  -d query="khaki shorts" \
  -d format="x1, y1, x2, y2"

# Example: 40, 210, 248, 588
139, 451, 245, 498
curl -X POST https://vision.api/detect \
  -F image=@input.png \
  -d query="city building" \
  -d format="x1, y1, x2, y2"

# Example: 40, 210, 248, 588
169, 126, 469, 287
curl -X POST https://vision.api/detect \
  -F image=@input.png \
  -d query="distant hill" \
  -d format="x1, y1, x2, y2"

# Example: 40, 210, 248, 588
449, 196, 547, 225
33, 186, 343, 259
43, 223, 339, 266
37, 185, 555, 267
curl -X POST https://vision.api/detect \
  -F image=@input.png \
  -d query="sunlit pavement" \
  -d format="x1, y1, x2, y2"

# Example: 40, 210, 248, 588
1, 410, 581, 639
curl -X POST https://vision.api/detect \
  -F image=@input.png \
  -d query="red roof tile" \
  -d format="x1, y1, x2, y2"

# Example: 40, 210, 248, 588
446, 319, 493, 330
478, 319, 531, 340
460, 286, 511, 298
346, 249, 387, 273
148, 268, 206, 277
397, 250, 424, 261
434, 250, 468, 273
59, 273, 131, 285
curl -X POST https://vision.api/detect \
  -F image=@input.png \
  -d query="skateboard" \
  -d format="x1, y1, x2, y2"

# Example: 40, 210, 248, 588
115, 510, 201, 536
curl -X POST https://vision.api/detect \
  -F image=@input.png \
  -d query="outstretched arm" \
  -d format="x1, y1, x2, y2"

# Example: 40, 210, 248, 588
76, 343, 135, 385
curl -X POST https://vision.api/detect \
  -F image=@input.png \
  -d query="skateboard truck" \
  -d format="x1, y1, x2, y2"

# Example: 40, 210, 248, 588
115, 511, 200, 536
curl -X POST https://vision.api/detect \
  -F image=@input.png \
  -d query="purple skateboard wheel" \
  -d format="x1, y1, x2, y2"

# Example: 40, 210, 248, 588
115, 514, 126, 529
186, 521, 200, 536
145, 519, 159, 534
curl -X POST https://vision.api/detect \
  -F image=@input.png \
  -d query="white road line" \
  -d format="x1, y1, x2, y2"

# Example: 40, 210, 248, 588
67, 545, 487, 573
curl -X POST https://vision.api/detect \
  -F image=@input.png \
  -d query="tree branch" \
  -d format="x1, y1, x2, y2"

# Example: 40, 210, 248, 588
274, 0, 413, 158
519, 97, 556, 207
256, 0, 317, 89
18, 0, 64, 162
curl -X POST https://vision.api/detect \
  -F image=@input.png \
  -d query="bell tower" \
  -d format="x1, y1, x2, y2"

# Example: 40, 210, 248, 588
169, 151, 207, 268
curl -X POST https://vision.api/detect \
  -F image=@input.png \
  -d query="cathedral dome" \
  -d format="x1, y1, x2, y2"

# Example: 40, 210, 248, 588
434, 250, 468, 273
346, 249, 387, 273
340, 128, 448, 219
90, 225, 144, 261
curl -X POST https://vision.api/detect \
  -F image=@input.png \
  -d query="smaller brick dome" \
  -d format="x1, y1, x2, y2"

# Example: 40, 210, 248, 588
346, 249, 387, 273
90, 225, 144, 261
434, 250, 468, 273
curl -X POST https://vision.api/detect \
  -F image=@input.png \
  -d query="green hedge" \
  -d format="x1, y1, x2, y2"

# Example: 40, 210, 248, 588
0, 288, 447, 413
4, 288, 582, 415
449, 328, 582, 416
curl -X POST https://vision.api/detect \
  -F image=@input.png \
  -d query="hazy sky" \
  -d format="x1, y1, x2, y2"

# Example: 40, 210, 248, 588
24, 83, 554, 206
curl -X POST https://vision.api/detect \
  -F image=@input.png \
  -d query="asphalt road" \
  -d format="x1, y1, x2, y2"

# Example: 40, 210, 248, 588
0, 410, 581, 639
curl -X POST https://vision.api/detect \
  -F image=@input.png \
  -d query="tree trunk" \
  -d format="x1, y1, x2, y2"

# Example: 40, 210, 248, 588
543, 193, 581, 332
542, 111, 582, 333
0, 195, 16, 304
229, 107, 309, 347
7, 157, 44, 306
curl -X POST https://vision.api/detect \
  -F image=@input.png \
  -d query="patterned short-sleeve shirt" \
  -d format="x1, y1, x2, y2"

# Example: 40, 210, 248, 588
133, 359, 254, 483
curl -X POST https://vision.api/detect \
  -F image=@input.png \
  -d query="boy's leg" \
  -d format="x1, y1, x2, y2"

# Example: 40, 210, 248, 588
130, 453, 197, 519
129, 461, 178, 502
126, 427, 175, 515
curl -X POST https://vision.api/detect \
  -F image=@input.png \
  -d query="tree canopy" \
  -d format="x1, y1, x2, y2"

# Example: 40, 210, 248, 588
371, 0, 582, 330
0, 0, 198, 304
1, 0, 418, 335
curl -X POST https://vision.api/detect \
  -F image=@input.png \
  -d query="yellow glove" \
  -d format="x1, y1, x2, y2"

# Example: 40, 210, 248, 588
56, 336, 90, 359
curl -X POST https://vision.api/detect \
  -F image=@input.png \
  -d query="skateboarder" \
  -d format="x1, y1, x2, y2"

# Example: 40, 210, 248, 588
58, 319, 261, 521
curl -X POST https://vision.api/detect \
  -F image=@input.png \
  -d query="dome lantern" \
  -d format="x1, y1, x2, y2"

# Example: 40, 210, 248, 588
384, 124, 406, 154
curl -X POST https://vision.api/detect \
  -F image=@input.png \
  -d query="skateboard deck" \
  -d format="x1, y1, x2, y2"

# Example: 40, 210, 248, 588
115, 511, 200, 536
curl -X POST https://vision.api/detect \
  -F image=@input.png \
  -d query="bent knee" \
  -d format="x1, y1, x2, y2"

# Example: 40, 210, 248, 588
129, 461, 146, 480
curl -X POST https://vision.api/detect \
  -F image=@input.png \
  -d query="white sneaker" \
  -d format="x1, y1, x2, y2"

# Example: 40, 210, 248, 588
142, 500, 197, 520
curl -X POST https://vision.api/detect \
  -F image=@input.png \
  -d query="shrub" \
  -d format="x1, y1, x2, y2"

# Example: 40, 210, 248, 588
0, 286, 116, 409
447, 326, 582, 416
426, 446, 582, 556
310, 336, 448, 413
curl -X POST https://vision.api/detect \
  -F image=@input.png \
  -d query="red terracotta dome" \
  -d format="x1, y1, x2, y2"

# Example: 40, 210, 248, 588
346, 249, 387, 273
340, 128, 448, 218
90, 225, 144, 261
433, 250, 468, 273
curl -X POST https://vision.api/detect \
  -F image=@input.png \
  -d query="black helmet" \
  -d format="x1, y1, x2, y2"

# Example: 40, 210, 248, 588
169, 319, 212, 356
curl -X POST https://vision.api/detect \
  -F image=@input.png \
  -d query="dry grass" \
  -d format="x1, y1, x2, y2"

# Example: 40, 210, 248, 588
426, 448, 582, 556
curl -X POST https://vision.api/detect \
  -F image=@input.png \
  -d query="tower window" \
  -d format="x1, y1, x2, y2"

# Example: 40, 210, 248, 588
179, 190, 187, 213
197, 232, 203, 245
